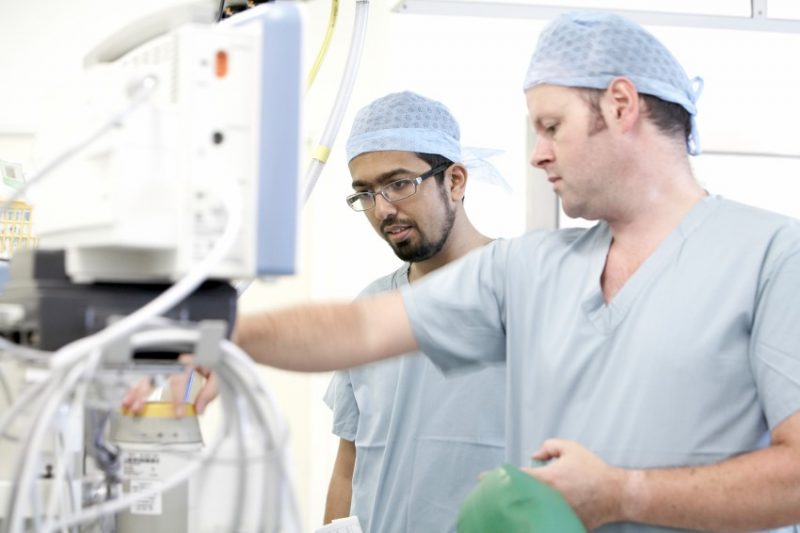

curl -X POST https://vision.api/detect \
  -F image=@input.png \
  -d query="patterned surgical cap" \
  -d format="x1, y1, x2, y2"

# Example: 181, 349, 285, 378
346, 91, 462, 163
523, 11, 704, 155
347, 91, 510, 191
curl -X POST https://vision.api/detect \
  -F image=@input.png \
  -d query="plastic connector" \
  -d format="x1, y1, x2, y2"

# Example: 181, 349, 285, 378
193, 320, 227, 367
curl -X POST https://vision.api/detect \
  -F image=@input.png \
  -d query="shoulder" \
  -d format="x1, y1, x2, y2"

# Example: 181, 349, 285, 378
704, 196, 800, 249
709, 196, 799, 228
692, 197, 800, 284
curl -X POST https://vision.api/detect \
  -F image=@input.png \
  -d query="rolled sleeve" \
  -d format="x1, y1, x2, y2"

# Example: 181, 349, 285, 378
401, 240, 508, 374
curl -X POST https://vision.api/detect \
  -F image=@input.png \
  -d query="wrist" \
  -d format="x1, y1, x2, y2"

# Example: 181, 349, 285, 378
619, 468, 647, 522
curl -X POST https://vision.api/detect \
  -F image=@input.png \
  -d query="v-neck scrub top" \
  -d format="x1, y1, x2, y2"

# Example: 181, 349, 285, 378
401, 196, 800, 533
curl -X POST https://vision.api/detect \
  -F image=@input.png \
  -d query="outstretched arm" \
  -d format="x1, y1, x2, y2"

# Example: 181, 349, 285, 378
234, 291, 416, 372
524, 410, 800, 531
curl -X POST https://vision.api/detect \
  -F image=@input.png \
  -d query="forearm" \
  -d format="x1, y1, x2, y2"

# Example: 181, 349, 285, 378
621, 444, 800, 531
324, 473, 353, 524
324, 439, 356, 524
234, 292, 416, 372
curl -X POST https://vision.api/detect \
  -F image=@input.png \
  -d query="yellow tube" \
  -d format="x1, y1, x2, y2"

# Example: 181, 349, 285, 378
306, 0, 339, 90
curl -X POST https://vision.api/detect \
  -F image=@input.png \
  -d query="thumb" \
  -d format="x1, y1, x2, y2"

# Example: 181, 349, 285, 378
194, 372, 219, 414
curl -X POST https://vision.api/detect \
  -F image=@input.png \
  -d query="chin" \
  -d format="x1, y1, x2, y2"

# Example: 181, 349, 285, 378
391, 241, 414, 257
561, 204, 581, 219
561, 199, 592, 220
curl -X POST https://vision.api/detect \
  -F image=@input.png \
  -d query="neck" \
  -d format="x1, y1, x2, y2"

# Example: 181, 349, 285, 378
606, 152, 706, 254
408, 210, 491, 283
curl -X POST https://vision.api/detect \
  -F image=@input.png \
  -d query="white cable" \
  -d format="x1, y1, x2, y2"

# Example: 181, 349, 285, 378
214, 362, 271, 532
44, 350, 101, 530
1, 188, 242, 530
50, 188, 243, 371
5, 359, 89, 533
0, 335, 53, 364
43, 352, 238, 532
221, 340, 289, 441
302, 0, 370, 203
22, 326, 298, 532
0, 82, 162, 521
220, 341, 301, 532
41, 329, 221, 531
0, 375, 49, 442
0, 76, 158, 218
125, 330, 300, 532
0, 19, 298, 529
15, 353, 100, 533
0, 365, 13, 405
220, 370, 249, 532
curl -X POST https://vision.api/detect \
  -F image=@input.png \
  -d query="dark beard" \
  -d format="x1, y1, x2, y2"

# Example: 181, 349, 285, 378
388, 192, 456, 263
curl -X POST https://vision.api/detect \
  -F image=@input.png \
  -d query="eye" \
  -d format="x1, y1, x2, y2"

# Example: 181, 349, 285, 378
389, 179, 412, 191
349, 191, 369, 201
544, 122, 559, 135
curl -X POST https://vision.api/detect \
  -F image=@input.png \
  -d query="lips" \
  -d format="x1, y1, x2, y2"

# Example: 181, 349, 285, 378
383, 224, 414, 242
547, 175, 562, 184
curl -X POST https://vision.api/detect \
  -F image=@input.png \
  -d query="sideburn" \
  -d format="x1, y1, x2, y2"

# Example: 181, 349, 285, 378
581, 89, 609, 136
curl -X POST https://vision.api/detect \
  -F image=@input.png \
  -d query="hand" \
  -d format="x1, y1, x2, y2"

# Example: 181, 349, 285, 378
120, 360, 219, 416
521, 439, 628, 530
174, 359, 218, 415
120, 375, 158, 414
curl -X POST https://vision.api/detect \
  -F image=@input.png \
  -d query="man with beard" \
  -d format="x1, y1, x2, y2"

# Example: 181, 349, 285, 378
322, 91, 506, 533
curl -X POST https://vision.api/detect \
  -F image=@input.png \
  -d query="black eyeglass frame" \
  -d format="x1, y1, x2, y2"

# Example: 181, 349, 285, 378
345, 162, 451, 212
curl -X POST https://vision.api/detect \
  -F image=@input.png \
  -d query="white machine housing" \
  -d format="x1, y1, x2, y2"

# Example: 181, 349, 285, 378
34, 3, 301, 283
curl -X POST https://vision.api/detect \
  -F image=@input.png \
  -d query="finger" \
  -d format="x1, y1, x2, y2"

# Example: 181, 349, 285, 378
121, 376, 153, 405
168, 370, 193, 417
195, 372, 219, 415
532, 438, 571, 460
520, 466, 558, 486
121, 376, 155, 412
168, 371, 190, 402
177, 353, 194, 366
520, 466, 541, 478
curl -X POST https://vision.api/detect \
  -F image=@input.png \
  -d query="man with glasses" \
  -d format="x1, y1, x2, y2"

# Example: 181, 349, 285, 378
323, 91, 506, 533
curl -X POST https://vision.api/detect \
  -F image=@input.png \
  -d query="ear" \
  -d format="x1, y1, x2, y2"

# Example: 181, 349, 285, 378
605, 77, 641, 133
447, 163, 468, 202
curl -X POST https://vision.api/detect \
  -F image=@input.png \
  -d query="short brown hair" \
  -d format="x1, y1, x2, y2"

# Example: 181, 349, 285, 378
579, 88, 691, 144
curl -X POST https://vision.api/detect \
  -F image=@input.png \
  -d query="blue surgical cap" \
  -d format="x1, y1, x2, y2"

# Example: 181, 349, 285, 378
347, 91, 510, 191
347, 91, 461, 163
523, 11, 704, 155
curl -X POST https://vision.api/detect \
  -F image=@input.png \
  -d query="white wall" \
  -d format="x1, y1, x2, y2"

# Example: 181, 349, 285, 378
1, 1, 800, 530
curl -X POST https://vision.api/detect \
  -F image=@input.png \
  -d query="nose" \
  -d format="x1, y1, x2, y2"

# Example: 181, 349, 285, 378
530, 136, 554, 169
372, 193, 397, 221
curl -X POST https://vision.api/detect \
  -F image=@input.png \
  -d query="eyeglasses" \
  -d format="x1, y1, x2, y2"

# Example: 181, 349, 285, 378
345, 162, 451, 212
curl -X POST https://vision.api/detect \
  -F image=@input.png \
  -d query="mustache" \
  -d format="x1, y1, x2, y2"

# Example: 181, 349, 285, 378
380, 216, 417, 235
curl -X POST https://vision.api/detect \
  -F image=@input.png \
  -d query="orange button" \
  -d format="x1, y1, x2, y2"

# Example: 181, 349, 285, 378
215, 50, 228, 78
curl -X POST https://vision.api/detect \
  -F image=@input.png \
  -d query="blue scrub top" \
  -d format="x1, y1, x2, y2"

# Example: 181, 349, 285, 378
402, 196, 800, 533
325, 265, 506, 533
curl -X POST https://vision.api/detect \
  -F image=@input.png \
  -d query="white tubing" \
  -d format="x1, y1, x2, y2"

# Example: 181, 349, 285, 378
50, 190, 242, 371
0, 76, 158, 217
302, 0, 370, 204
